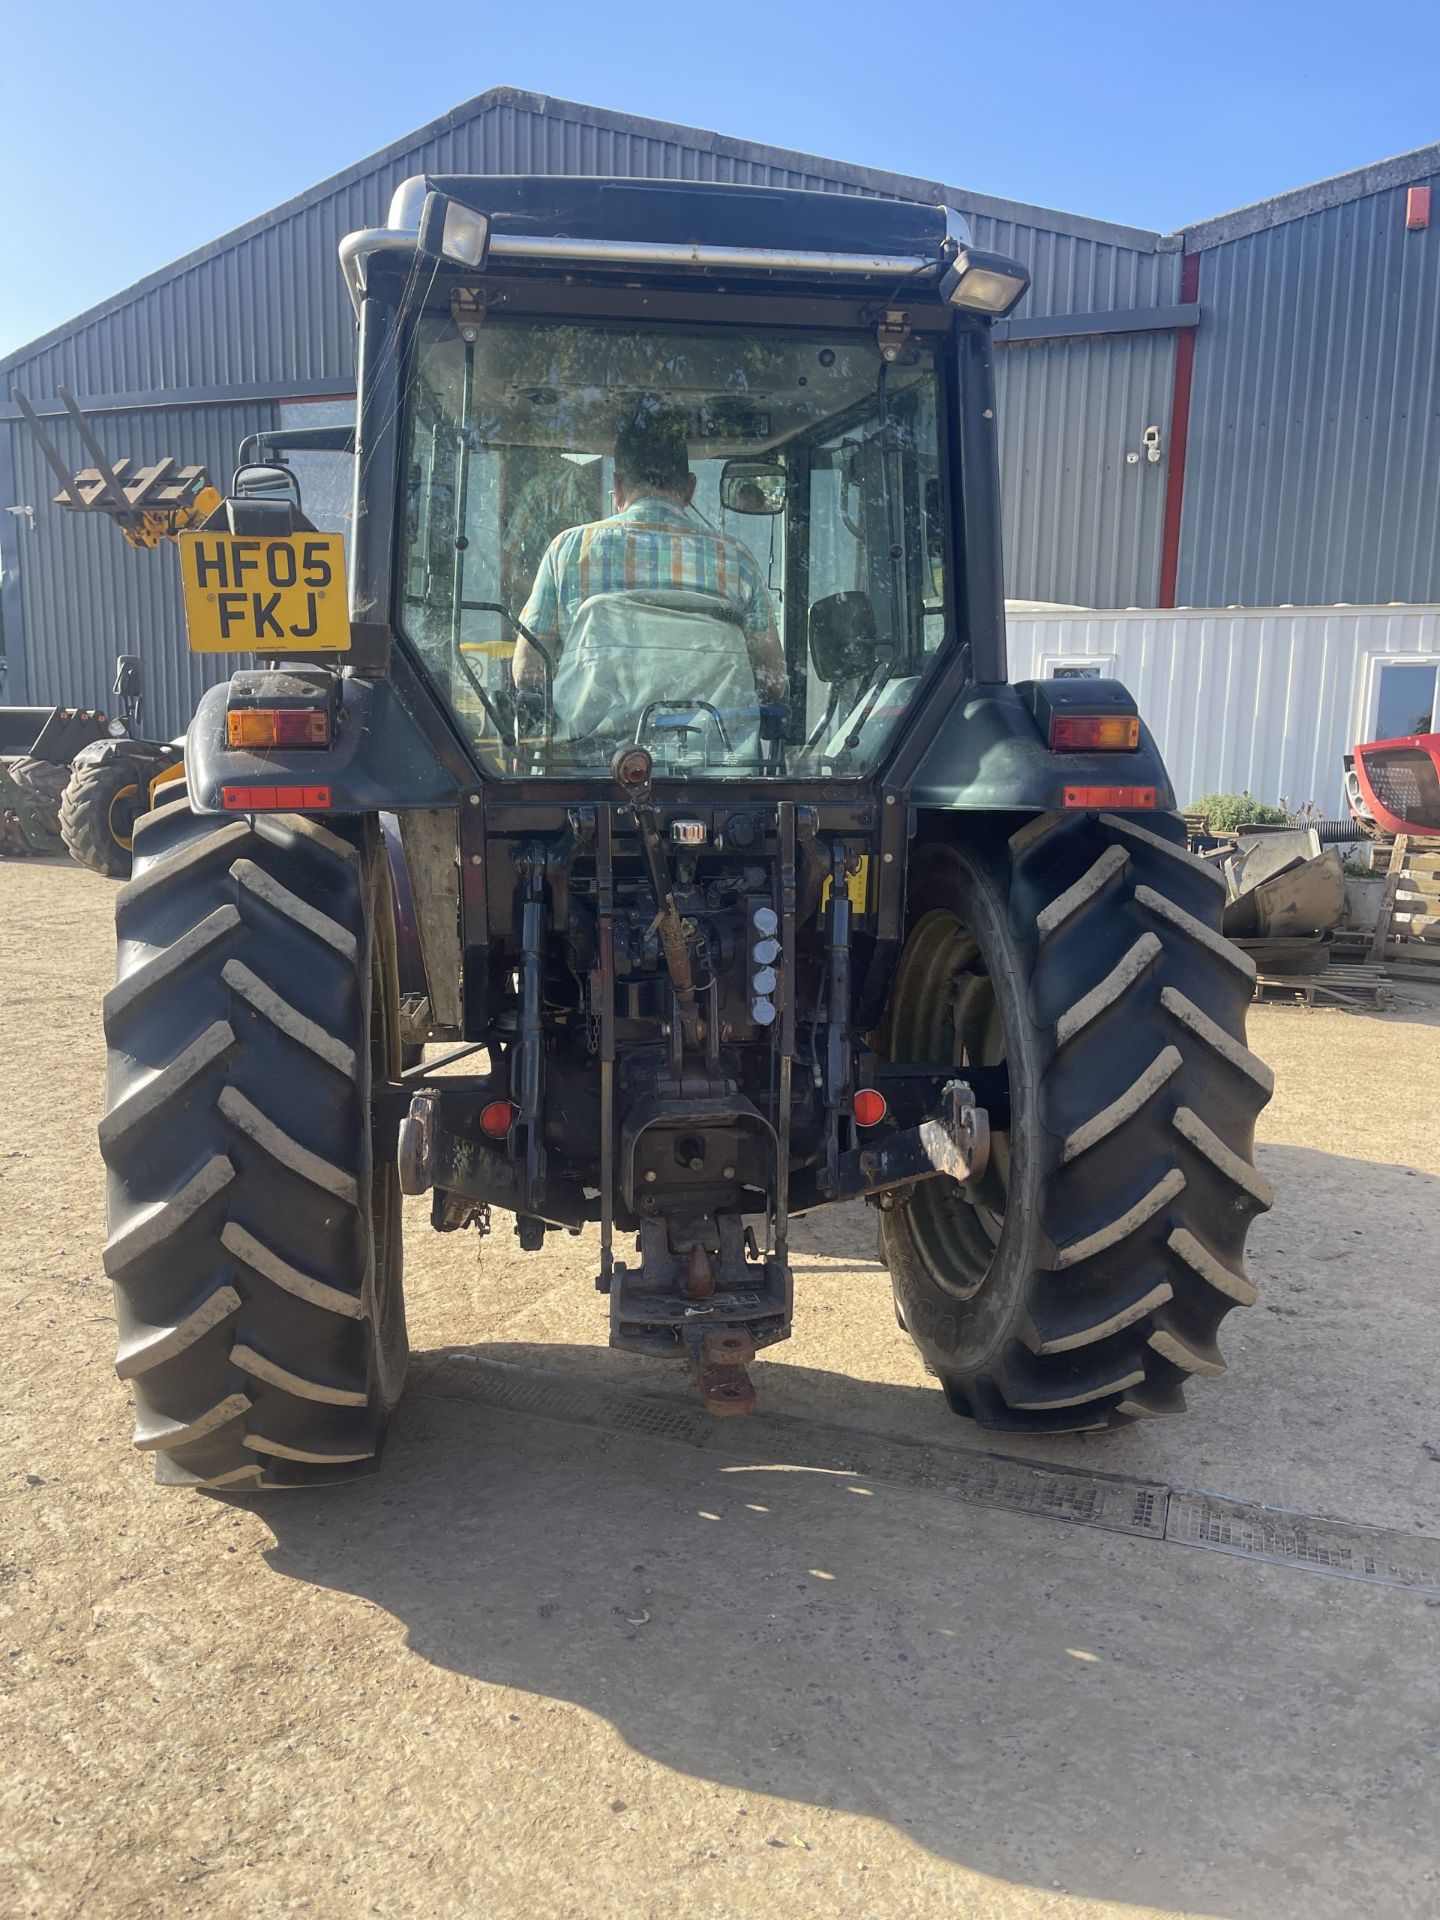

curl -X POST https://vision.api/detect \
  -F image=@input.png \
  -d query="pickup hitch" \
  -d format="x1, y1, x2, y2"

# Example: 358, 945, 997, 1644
685, 1321, 758, 1417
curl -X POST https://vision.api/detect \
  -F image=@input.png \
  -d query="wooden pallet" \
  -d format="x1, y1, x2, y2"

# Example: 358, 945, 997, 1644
1393, 863, 1440, 942
1329, 929, 1373, 960
1361, 834, 1440, 961
1373, 953, 1440, 986
1254, 966, 1391, 1009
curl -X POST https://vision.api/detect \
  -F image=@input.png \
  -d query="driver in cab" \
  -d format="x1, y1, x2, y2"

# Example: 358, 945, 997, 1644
512, 410, 788, 732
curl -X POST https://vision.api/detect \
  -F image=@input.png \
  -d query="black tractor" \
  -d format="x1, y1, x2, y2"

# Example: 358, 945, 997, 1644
96, 178, 1272, 1489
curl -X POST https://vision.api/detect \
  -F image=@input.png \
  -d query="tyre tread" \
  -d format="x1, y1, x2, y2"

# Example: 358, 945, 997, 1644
115, 1284, 243, 1379
100, 803, 404, 1491
59, 757, 143, 878
884, 809, 1272, 1434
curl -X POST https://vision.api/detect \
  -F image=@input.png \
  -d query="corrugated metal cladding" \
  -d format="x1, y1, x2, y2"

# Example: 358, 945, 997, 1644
1178, 157, 1440, 608
988, 217, 1180, 607
994, 330, 1176, 606
5, 399, 278, 731
1009, 605, 1440, 816
0, 90, 1177, 730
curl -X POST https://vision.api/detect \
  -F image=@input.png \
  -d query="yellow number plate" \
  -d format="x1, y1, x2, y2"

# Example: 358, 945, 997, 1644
178, 532, 350, 652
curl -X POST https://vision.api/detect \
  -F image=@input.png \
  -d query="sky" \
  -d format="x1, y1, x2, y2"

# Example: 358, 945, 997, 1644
2, 0, 1438, 361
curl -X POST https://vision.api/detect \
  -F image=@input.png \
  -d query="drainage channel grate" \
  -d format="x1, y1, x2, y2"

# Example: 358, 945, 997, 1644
425, 1356, 1440, 1595
1165, 1494, 1440, 1591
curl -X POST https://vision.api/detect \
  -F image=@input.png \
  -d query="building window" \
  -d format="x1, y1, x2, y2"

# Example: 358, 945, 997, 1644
1372, 660, 1438, 742
1041, 654, 1117, 680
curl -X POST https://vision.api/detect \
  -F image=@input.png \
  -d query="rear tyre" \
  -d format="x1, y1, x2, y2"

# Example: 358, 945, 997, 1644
879, 810, 1273, 1433
9, 756, 69, 836
100, 800, 408, 1489
60, 756, 144, 877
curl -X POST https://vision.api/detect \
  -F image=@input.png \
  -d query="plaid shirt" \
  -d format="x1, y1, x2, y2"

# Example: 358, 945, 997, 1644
519, 494, 775, 650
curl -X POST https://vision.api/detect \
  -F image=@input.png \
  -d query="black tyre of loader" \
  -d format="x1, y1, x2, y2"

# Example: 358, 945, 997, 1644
9, 755, 70, 835
879, 810, 1274, 1434
100, 798, 408, 1490
60, 755, 145, 877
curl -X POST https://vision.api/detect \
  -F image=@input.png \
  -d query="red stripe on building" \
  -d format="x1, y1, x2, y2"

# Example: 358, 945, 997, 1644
1158, 251, 1201, 608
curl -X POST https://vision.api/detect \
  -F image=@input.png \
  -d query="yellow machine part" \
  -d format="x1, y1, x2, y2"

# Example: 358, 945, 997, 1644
148, 760, 186, 806
120, 486, 224, 551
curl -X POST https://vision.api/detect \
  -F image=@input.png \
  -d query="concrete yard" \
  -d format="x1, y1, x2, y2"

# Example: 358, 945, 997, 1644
2, 853, 1439, 1919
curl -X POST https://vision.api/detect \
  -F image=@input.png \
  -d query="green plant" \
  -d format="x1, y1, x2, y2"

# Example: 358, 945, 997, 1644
1188, 791, 1291, 832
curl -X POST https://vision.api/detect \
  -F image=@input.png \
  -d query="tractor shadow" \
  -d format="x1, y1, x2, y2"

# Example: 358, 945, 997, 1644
256, 1301, 1439, 1915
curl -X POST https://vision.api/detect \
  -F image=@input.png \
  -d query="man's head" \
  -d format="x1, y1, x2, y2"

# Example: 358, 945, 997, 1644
613, 405, 695, 510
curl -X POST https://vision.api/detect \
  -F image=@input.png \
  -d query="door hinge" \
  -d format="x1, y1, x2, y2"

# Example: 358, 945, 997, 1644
876, 309, 912, 362
450, 287, 487, 342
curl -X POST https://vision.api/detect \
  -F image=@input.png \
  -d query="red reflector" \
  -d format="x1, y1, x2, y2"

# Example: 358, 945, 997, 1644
480, 1100, 515, 1141
853, 1088, 888, 1128
1063, 785, 1157, 810
221, 785, 332, 811
1049, 713, 1141, 751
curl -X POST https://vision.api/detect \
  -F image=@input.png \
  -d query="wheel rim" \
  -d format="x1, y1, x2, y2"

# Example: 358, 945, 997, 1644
107, 783, 140, 852
886, 908, 1011, 1301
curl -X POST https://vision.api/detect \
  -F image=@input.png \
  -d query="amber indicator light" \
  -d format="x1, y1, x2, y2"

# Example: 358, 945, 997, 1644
226, 708, 331, 749
1049, 713, 1141, 751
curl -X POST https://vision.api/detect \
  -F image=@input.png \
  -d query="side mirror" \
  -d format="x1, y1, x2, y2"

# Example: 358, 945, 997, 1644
809, 591, 882, 683
113, 655, 143, 700
231, 462, 303, 508
720, 460, 786, 515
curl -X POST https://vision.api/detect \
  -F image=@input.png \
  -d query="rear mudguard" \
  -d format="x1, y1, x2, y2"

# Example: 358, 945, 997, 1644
185, 671, 461, 814
71, 736, 177, 781
908, 680, 1175, 812
379, 812, 430, 1008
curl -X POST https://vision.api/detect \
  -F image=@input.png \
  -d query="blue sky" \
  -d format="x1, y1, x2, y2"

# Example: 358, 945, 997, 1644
2, 0, 1437, 361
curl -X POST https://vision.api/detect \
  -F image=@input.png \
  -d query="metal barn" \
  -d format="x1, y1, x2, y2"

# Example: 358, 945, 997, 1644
1, 87, 1437, 754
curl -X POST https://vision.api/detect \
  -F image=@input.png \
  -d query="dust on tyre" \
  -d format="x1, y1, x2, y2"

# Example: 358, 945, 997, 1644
100, 799, 408, 1489
60, 756, 145, 878
879, 810, 1273, 1433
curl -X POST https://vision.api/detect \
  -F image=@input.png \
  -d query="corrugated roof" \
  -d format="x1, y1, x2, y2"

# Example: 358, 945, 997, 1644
0, 85, 1169, 382
1180, 140, 1440, 252
6, 90, 1434, 382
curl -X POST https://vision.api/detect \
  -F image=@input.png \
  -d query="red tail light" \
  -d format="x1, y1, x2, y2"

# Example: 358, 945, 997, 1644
480, 1100, 515, 1141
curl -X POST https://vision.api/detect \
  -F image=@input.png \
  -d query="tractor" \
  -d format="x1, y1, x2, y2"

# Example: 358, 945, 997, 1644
93, 177, 1272, 1489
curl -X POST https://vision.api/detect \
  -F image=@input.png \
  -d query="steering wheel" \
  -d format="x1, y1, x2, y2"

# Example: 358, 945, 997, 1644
462, 602, 557, 749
